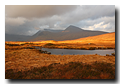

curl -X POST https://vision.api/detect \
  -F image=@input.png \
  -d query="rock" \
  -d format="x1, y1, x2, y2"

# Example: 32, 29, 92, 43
44, 51, 47, 53
39, 49, 51, 54
106, 54, 109, 56
111, 52, 115, 56
47, 52, 51, 54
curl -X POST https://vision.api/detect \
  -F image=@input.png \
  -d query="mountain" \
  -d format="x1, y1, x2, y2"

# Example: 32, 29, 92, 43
59, 32, 115, 44
5, 29, 63, 41
64, 25, 83, 32
44, 29, 63, 32
5, 34, 30, 41
28, 25, 108, 41
5, 25, 108, 41
28, 29, 63, 41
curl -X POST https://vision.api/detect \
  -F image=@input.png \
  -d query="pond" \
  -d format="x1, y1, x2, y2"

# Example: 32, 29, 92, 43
41, 48, 115, 56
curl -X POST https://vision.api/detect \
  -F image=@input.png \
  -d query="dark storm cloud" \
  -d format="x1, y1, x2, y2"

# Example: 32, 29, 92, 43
5, 5, 77, 19
5, 5, 78, 35
5, 19, 40, 35
5, 5, 115, 35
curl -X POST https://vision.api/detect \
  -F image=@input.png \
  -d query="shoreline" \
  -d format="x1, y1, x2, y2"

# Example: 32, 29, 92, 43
5, 44, 115, 79
5, 48, 115, 72
5, 41, 115, 71
42, 47, 115, 50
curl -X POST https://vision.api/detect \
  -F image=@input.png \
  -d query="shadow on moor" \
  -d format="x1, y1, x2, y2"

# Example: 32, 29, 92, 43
6, 61, 115, 79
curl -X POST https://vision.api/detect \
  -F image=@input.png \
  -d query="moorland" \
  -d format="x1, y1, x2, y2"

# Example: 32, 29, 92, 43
5, 32, 115, 79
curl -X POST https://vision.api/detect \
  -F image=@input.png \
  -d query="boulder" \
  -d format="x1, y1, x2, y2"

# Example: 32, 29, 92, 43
47, 52, 51, 54
111, 52, 115, 56
106, 54, 109, 56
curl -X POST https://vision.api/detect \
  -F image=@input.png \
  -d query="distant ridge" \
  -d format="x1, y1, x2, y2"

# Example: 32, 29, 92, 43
5, 34, 30, 41
65, 25, 83, 31
5, 25, 108, 41
28, 25, 108, 41
64, 25, 83, 32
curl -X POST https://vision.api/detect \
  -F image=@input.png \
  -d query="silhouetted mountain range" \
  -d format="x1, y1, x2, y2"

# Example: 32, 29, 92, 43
5, 34, 30, 41
5, 25, 108, 41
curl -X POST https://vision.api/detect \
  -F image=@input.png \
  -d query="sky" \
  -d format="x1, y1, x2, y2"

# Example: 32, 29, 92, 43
5, 5, 115, 36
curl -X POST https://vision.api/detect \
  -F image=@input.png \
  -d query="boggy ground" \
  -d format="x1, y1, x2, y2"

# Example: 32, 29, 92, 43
43, 42, 115, 50
5, 44, 115, 79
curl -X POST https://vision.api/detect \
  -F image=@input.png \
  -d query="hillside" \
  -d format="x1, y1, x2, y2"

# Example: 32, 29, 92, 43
39, 32, 115, 49
59, 32, 115, 44
5, 34, 30, 41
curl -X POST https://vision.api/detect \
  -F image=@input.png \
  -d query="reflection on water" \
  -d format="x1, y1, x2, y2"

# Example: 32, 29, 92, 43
42, 48, 115, 56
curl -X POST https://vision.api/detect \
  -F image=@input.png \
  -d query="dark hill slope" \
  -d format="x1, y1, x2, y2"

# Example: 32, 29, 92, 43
5, 25, 108, 41
29, 25, 108, 41
5, 34, 30, 41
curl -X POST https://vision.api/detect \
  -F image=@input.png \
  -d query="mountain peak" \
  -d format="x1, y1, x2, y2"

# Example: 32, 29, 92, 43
65, 25, 83, 32
68, 25, 77, 27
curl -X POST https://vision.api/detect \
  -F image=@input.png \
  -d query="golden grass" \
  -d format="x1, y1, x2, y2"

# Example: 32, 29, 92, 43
59, 32, 115, 43
5, 32, 115, 49
5, 47, 115, 72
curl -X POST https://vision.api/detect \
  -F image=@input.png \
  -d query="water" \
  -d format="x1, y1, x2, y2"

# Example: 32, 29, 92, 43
41, 48, 115, 56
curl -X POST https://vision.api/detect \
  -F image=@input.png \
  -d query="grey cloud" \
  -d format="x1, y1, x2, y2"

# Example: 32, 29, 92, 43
75, 16, 115, 28
5, 19, 40, 35
34, 27, 40, 30
60, 5, 115, 25
79, 17, 115, 32
5, 17, 26, 26
36, 15, 63, 29
5, 5, 78, 19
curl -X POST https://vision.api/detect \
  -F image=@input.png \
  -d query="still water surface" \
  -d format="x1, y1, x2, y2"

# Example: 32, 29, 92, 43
42, 48, 115, 56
